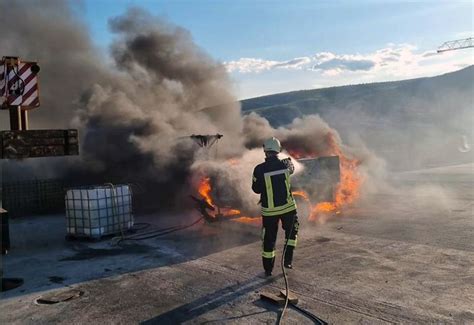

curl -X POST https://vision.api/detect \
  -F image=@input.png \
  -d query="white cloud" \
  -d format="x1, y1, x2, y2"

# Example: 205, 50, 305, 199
454, 31, 473, 39
272, 57, 312, 69
422, 50, 439, 58
230, 44, 473, 99
311, 51, 375, 74
225, 58, 279, 73
225, 56, 311, 73
224, 44, 472, 78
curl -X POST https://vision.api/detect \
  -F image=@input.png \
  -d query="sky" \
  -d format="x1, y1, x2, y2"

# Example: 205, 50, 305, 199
79, 0, 473, 99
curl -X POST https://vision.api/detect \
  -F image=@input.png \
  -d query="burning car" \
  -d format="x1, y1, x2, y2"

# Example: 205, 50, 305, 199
293, 156, 340, 203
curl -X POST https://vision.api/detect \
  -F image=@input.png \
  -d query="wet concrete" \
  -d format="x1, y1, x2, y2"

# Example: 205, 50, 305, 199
59, 244, 152, 261
1, 164, 473, 324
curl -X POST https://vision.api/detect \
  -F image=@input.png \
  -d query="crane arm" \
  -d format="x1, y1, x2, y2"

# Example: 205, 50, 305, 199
437, 37, 473, 53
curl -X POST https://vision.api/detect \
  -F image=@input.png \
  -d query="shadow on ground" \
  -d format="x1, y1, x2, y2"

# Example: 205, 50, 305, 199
141, 275, 282, 324
2, 211, 261, 299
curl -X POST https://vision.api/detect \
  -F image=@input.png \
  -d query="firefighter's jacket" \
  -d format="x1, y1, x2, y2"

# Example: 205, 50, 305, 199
252, 155, 297, 216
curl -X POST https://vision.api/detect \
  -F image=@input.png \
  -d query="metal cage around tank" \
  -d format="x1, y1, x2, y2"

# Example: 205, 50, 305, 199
65, 184, 134, 239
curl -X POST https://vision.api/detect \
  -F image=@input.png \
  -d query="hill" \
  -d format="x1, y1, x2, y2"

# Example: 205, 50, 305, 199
241, 66, 474, 170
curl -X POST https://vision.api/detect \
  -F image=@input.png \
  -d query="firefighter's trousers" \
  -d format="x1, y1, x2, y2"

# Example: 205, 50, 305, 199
261, 212, 299, 272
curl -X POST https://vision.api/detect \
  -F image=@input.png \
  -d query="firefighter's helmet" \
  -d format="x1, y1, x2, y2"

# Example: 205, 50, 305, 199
263, 137, 282, 153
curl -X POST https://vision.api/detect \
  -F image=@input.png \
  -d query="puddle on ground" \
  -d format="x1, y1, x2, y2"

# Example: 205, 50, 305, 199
48, 276, 66, 284
315, 237, 331, 243
59, 244, 152, 261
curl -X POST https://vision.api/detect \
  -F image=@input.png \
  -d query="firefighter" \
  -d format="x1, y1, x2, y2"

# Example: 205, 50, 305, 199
252, 137, 299, 276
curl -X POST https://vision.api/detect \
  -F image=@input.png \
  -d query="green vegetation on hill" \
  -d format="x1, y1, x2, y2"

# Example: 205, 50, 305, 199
241, 66, 473, 126
241, 66, 474, 170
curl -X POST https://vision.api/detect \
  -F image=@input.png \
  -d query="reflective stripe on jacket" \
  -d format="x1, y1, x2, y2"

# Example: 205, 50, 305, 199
252, 155, 297, 216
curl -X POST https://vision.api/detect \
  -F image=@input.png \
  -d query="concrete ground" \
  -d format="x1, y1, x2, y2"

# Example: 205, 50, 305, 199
1, 164, 473, 324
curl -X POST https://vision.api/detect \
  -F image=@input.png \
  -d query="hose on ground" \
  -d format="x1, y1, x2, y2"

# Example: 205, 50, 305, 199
277, 216, 295, 325
115, 216, 205, 245
277, 215, 327, 325
290, 303, 328, 325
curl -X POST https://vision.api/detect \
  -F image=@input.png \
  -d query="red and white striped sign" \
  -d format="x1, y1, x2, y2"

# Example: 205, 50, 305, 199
0, 59, 40, 109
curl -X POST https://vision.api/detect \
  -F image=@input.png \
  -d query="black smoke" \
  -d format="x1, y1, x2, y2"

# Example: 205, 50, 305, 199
1, 1, 380, 216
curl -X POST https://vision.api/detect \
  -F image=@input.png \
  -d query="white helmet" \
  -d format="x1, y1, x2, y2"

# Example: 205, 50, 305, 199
263, 137, 282, 153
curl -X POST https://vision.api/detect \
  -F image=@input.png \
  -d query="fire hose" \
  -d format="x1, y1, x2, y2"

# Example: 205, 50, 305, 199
115, 196, 326, 323
278, 224, 292, 325
114, 216, 205, 245
278, 212, 327, 325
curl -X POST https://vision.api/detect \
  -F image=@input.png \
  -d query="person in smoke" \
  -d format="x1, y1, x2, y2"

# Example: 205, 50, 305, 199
252, 137, 299, 276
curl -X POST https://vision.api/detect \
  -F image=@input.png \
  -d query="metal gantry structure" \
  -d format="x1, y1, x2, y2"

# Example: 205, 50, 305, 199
437, 37, 473, 53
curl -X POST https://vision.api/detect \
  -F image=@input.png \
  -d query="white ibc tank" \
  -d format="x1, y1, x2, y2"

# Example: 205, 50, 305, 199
65, 184, 133, 238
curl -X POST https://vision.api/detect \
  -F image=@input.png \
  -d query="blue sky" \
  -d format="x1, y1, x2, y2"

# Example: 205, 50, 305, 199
79, 0, 473, 99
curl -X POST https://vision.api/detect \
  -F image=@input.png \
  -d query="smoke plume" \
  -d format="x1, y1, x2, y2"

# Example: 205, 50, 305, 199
0, 0, 389, 218
1, 2, 243, 192
74, 8, 244, 179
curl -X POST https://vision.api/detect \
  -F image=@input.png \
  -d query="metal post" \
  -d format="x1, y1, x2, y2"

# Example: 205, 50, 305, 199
1, 159, 3, 213
9, 107, 21, 131
1, 159, 5, 277
20, 110, 28, 131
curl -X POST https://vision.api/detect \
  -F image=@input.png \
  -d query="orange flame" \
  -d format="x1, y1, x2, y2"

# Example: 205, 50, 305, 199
196, 178, 259, 224
290, 132, 362, 221
292, 190, 310, 201
231, 216, 261, 225
227, 158, 239, 166
198, 177, 215, 207
288, 151, 305, 159
196, 131, 361, 224
322, 132, 361, 217
225, 209, 242, 215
